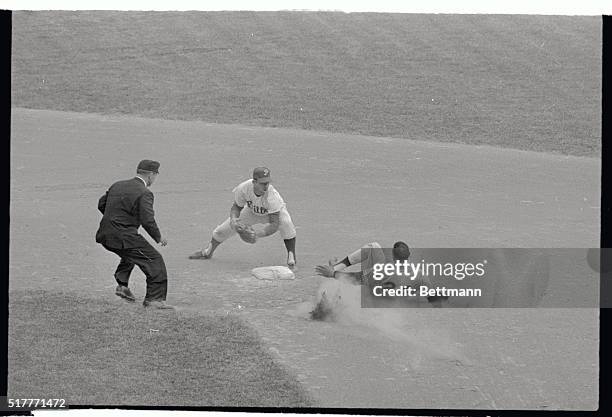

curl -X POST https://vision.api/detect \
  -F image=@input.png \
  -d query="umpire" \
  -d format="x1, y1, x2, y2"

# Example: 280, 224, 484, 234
96, 159, 174, 309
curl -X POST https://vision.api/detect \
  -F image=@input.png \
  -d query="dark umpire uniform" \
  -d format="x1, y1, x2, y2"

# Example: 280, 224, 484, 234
96, 160, 173, 309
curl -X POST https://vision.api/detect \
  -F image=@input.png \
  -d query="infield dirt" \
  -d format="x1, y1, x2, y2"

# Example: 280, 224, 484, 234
9, 108, 599, 409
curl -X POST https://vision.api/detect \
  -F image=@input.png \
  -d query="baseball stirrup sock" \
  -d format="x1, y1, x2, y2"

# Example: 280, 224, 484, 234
347, 248, 364, 265
283, 237, 296, 254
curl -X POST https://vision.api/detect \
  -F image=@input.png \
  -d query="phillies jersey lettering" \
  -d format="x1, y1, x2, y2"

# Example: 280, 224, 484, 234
233, 179, 285, 216
246, 201, 269, 214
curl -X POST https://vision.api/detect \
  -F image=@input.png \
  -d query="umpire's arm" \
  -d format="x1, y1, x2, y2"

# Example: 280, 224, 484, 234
139, 190, 162, 243
256, 212, 280, 238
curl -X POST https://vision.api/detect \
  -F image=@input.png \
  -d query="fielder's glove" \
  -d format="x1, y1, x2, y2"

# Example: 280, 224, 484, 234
237, 224, 257, 244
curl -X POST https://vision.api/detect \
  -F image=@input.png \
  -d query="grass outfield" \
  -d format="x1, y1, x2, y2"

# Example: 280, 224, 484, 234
8, 290, 313, 407
11, 11, 601, 156
7, 11, 601, 409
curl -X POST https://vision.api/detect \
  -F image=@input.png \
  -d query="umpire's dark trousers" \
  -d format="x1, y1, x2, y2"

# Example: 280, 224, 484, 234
103, 240, 168, 302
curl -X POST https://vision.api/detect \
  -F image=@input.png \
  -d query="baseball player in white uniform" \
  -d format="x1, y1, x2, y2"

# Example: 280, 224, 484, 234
189, 167, 297, 268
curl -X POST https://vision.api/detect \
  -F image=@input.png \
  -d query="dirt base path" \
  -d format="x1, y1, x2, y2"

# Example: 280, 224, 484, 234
10, 109, 599, 409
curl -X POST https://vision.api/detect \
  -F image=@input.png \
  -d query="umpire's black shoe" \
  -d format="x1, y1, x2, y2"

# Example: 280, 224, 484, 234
115, 285, 135, 302
143, 299, 175, 310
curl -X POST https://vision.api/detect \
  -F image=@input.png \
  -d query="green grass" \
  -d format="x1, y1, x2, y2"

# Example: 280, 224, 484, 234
8, 290, 313, 407
11, 11, 601, 156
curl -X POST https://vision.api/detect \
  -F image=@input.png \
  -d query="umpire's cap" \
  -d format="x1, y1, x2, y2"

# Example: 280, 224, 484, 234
137, 159, 160, 173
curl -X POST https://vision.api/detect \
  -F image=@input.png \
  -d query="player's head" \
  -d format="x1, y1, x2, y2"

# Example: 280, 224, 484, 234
136, 159, 160, 187
392, 241, 410, 261
252, 167, 271, 195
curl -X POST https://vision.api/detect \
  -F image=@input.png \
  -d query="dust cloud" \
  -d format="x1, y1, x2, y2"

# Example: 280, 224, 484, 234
303, 277, 471, 368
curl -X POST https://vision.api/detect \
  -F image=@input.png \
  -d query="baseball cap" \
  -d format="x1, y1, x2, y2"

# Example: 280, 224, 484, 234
253, 167, 271, 183
137, 159, 160, 173
392, 241, 411, 260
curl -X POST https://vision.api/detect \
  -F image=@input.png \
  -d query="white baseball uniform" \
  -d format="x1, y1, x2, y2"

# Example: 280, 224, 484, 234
212, 179, 297, 242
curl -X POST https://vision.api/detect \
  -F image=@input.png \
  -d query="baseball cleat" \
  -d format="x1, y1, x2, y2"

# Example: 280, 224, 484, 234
188, 248, 212, 260
115, 285, 135, 302
143, 299, 175, 309
287, 252, 296, 269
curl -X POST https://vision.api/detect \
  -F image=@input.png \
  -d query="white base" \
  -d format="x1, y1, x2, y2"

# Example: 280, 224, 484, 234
251, 265, 295, 280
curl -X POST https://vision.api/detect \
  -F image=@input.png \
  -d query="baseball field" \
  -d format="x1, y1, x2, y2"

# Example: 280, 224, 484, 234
9, 11, 601, 410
